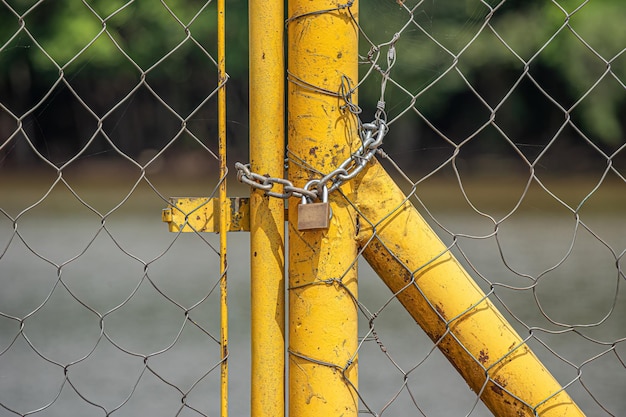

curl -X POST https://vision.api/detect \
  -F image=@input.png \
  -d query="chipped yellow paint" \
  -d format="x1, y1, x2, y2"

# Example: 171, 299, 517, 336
249, 0, 286, 415
217, 0, 228, 412
287, 0, 360, 416
354, 160, 585, 417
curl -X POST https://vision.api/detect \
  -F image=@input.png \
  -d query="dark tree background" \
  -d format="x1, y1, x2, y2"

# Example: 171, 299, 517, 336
0, 0, 624, 174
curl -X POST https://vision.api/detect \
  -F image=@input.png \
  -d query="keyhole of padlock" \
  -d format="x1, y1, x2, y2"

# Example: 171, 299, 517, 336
297, 186, 332, 231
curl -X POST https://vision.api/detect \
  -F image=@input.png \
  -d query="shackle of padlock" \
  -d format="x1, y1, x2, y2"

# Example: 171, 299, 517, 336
301, 180, 328, 205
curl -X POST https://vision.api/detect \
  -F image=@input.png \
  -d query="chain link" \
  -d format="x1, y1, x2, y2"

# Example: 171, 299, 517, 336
235, 161, 316, 200
236, 30, 397, 202
235, 120, 387, 202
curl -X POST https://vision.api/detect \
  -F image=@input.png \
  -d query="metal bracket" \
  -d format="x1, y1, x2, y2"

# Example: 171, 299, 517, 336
162, 197, 250, 233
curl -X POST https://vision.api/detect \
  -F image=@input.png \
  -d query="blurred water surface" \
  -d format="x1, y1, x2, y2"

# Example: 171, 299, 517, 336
1, 183, 625, 416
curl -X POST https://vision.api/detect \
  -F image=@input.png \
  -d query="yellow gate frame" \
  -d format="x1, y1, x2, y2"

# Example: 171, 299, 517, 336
162, 0, 586, 415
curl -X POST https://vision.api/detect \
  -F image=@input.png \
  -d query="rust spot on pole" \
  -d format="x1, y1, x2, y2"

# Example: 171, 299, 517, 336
479, 349, 489, 365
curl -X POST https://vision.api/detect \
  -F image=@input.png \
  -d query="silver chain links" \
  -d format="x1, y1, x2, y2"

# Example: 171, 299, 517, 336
236, 38, 397, 202
235, 121, 387, 202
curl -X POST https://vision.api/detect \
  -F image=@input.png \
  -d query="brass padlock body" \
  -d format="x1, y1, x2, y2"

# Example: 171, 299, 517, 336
297, 202, 330, 230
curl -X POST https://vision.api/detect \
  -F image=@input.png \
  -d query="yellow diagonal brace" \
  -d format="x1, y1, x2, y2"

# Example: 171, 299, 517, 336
354, 160, 585, 417
162, 197, 250, 233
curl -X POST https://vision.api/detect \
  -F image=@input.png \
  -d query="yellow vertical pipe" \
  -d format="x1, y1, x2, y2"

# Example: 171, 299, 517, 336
287, 1, 359, 416
354, 161, 585, 417
217, 0, 228, 415
249, 0, 285, 415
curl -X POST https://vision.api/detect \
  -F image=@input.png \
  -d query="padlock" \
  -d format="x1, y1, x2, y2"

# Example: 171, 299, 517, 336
297, 186, 331, 231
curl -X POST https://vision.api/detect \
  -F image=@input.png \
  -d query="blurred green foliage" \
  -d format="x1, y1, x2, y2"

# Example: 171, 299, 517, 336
358, 0, 625, 145
0, 0, 248, 164
0, 1, 219, 77
0, 0, 623, 166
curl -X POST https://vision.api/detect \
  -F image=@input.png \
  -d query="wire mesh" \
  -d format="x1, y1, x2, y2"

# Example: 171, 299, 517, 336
2, 0, 625, 416
285, 0, 625, 416
0, 1, 229, 416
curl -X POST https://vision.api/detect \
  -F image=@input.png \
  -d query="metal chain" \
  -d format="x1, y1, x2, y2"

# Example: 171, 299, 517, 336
235, 161, 316, 200
236, 34, 397, 203
235, 120, 387, 202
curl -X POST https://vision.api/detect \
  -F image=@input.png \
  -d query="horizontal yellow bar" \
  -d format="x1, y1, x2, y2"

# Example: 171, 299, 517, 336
162, 197, 250, 233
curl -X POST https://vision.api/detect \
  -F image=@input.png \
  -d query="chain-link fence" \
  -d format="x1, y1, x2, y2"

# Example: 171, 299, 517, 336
350, 1, 625, 415
0, 1, 234, 416
272, 0, 625, 416
2, 0, 625, 416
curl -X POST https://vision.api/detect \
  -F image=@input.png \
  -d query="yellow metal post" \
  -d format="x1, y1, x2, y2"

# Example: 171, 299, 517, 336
249, 0, 285, 415
354, 161, 585, 417
287, 1, 360, 416
217, 0, 228, 415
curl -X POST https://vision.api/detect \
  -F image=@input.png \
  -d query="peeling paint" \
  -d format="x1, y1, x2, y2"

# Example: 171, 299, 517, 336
478, 349, 489, 365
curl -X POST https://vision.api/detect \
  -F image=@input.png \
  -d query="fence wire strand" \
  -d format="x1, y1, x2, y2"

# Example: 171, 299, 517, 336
284, 1, 625, 416
1, 1, 226, 416
359, 1, 624, 415
2, 0, 625, 416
